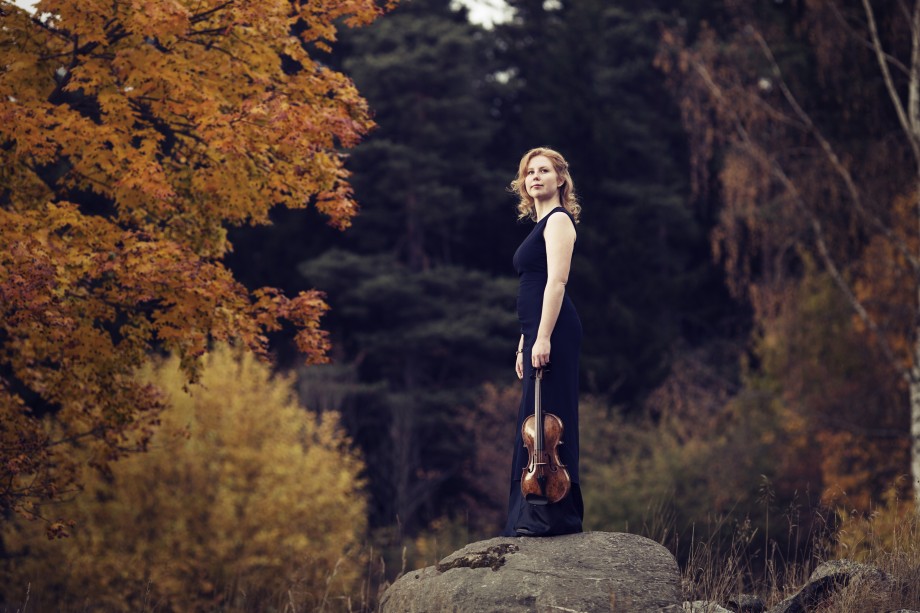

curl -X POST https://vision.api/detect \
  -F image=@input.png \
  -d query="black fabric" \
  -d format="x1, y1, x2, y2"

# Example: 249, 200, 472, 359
502, 207, 583, 537
505, 481, 584, 536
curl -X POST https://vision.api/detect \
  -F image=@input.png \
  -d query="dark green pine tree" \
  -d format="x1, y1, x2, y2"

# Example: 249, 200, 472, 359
493, 0, 737, 405
298, 0, 519, 533
333, 0, 510, 270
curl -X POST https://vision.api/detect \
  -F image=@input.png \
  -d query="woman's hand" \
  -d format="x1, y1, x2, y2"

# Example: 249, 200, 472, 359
532, 337, 550, 369
515, 351, 524, 380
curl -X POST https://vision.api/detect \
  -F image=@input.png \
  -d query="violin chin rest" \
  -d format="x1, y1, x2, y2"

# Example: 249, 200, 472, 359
524, 494, 549, 506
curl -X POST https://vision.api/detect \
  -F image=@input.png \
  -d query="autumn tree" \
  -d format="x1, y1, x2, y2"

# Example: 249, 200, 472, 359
659, 1, 920, 504
1, 345, 367, 612
0, 0, 387, 523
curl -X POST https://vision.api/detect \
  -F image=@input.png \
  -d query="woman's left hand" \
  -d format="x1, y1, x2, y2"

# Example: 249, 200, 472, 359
532, 337, 550, 369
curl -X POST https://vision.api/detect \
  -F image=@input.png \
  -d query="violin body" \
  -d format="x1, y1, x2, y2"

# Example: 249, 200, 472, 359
521, 412, 571, 504
520, 367, 571, 505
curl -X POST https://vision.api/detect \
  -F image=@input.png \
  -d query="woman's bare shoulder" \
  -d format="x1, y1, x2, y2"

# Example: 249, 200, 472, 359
544, 209, 577, 237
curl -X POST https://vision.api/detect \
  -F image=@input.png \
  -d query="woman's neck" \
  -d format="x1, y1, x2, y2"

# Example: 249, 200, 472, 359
535, 198, 562, 221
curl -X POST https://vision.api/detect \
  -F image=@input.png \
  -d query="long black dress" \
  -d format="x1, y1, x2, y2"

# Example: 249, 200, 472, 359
502, 206, 584, 537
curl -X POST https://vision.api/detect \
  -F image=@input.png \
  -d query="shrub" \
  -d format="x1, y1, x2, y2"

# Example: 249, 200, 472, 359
835, 482, 920, 564
1, 346, 367, 612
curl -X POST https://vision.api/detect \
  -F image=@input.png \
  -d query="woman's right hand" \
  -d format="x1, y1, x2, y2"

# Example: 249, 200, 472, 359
515, 351, 524, 380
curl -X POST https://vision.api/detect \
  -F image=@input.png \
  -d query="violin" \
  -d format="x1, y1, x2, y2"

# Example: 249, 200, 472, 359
521, 367, 571, 505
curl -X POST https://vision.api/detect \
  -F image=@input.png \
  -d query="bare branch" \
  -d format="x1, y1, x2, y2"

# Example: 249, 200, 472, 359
750, 29, 920, 275
747, 90, 809, 130
180, 38, 252, 66
755, 141, 912, 385
911, 1, 920, 136
187, 27, 229, 37
899, 0, 913, 23
690, 61, 754, 145
28, 13, 73, 44
190, 0, 235, 25
863, 0, 920, 162
691, 57, 911, 383
828, 2, 910, 76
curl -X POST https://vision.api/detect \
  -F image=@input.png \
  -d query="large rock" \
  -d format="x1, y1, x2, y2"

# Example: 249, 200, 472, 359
767, 559, 891, 613
683, 602, 733, 612
380, 531, 681, 612
726, 594, 765, 613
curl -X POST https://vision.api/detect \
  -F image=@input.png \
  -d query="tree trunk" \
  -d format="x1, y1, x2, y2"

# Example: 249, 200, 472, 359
911, 343, 920, 508
903, 89, 920, 514
391, 358, 417, 531
913, 181, 920, 505
865, 0, 920, 507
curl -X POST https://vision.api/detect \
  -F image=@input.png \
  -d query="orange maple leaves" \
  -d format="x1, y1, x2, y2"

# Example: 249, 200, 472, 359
0, 0, 388, 523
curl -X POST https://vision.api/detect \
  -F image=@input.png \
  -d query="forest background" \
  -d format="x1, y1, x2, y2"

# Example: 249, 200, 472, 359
2, 0, 919, 610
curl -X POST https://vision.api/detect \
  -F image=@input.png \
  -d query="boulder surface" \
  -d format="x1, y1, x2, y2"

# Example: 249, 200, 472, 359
767, 559, 891, 613
380, 531, 681, 613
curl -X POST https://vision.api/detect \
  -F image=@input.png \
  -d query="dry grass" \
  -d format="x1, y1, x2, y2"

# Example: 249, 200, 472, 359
677, 491, 920, 612
826, 492, 920, 613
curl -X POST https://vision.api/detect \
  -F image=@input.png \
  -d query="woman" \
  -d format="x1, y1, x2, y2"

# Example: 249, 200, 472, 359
502, 147, 584, 537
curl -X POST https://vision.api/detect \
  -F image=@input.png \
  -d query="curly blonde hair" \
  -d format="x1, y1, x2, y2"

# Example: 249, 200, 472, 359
509, 147, 581, 223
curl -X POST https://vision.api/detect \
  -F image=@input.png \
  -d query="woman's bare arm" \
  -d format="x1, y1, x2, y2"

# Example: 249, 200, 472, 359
531, 213, 576, 368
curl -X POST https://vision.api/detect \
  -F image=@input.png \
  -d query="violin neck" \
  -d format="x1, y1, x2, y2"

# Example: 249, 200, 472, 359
535, 368, 543, 454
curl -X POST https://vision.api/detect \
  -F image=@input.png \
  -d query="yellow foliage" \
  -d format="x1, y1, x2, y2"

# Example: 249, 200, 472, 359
834, 480, 920, 565
0, 0, 388, 522
1, 346, 367, 612
816, 430, 881, 511
852, 191, 918, 373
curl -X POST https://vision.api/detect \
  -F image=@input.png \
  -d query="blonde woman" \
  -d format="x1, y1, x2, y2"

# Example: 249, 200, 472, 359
503, 147, 584, 536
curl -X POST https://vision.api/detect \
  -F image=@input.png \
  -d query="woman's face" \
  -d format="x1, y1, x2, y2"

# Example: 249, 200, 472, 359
524, 155, 563, 201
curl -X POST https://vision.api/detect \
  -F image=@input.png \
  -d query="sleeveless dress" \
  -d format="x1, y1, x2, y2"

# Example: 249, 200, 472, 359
502, 206, 584, 537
